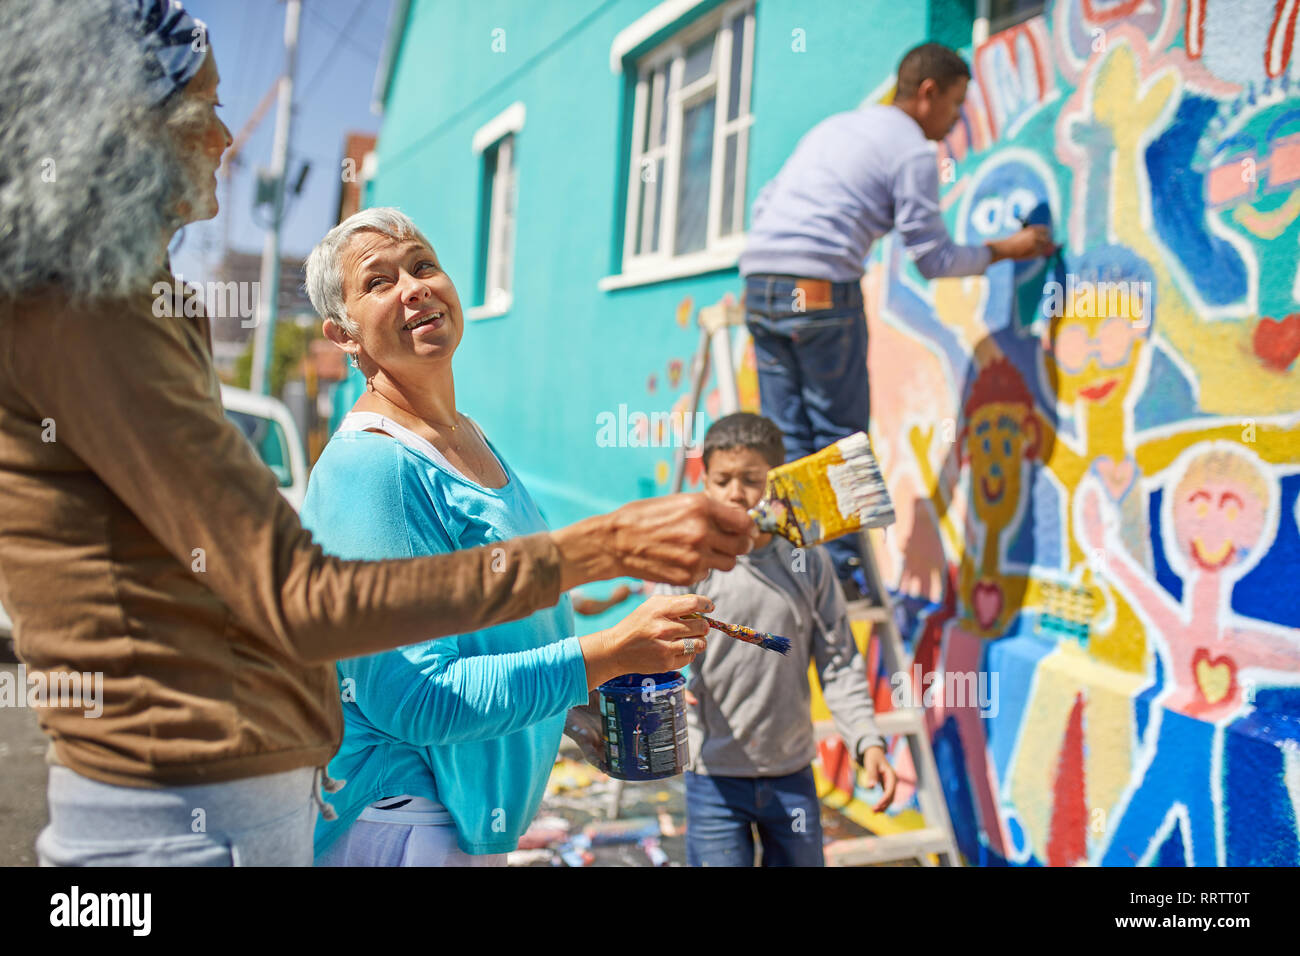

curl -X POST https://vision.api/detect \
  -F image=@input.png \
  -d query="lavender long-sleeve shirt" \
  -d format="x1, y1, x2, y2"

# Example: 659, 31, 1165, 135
739, 105, 992, 282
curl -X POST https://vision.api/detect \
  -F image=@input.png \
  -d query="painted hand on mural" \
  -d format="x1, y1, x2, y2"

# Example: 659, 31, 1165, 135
1090, 43, 1178, 154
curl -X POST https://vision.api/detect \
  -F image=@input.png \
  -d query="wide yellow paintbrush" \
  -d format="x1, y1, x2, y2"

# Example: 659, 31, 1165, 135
748, 432, 895, 547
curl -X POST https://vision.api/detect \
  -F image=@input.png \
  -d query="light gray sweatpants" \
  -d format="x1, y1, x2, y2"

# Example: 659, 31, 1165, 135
37, 764, 320, 866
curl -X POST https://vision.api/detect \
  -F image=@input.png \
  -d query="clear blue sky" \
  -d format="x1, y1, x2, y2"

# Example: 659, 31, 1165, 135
171, 0, 394, 284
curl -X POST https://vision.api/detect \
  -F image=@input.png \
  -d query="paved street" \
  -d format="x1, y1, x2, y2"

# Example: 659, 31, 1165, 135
0, 658, 51, 867
516, 749, 883, 866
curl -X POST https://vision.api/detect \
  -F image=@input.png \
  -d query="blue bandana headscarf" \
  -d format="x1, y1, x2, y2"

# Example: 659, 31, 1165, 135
120, 0, 209, 106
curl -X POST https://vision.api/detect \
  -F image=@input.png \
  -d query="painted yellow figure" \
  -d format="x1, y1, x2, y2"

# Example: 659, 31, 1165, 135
1089, 40, 1300, 415
911, 357, 1045, 637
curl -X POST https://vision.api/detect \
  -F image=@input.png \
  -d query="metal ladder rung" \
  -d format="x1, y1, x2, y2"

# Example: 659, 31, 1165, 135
874, 708, 927, 736
824, 827, 955, 867
844, 600, 891, 622
814, 708, 926, 742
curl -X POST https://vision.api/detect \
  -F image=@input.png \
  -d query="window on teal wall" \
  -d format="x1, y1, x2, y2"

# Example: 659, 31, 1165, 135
984, 0, 1044, 36
471, 131, 517, 318
622, 0, 755, 275
486, 134, 516, 310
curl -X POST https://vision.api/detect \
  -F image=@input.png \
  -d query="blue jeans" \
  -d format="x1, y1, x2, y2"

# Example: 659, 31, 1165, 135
744, 274, 869, 580
685, 767, 825, 866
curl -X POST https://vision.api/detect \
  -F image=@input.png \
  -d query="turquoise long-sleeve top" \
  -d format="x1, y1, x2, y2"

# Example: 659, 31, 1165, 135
300, 419, 587, 856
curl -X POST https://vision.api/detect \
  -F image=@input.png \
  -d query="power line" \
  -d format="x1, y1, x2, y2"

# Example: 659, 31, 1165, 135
300, 0, 375, 124
303, 0, 382, 66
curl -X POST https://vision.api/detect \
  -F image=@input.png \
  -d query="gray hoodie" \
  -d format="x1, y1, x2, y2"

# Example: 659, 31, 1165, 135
655, 536, 885, 777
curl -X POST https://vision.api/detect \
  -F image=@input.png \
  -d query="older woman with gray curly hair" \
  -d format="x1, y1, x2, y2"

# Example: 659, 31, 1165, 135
0, 0, 752, 867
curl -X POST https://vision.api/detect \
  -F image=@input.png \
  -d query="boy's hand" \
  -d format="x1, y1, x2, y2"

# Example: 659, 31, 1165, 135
684, 689, 698, 706
861, 745, 897, 813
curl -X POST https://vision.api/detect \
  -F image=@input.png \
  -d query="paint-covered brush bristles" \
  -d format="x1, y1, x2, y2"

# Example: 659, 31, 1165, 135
687, 613, 791, 655
749, 431, 895, 548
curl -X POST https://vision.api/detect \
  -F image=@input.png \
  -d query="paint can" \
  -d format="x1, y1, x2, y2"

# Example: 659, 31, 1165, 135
597, 671, 688, 781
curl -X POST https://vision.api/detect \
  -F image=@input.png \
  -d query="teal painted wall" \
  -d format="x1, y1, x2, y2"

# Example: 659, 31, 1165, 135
370, 0, 931, 540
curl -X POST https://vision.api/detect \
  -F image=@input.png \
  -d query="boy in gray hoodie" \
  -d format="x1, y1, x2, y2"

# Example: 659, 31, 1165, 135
656, 412, 897, 866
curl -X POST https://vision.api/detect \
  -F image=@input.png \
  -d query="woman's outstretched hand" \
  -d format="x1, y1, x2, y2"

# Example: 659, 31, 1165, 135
578, 593, 712, 691
554, 494, 756, 591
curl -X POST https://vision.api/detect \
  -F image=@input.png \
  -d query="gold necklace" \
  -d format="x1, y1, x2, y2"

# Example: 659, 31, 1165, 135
371, 382, 460, 435
429, 413, 473, 460
369, 386, 486, 474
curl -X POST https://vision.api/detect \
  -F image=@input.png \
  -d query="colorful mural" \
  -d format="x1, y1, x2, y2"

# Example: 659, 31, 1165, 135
859, 2, 1300, 866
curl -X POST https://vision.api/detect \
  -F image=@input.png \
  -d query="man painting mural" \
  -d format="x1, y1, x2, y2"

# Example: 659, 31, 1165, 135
739, 42, 1056, 600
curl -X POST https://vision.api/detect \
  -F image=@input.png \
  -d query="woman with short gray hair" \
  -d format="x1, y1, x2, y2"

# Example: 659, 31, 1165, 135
0, 0, 752, 866
301, 207, 709, 865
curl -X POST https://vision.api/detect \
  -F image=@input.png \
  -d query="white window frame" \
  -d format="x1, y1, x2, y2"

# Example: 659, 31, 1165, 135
606, 0, 755, 290
469, 102, 524, 320
975, 0, 1045, 44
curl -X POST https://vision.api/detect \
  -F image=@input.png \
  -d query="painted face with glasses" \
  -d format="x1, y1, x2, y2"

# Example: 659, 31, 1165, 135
1044, 297, 1151, 407
1203, 108, 1300, 240
1200, 103, 1300, 333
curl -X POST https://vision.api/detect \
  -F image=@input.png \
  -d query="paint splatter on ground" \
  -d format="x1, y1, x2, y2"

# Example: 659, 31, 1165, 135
517, 742, 915, 866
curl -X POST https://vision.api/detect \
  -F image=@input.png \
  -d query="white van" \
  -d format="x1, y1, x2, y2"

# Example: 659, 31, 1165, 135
1, 387, 307, 645
220, 385, 309, 512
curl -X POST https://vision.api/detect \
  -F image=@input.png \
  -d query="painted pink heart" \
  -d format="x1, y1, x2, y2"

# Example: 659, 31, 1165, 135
972, 580, 1004, 630
1094, 455, 1137, 501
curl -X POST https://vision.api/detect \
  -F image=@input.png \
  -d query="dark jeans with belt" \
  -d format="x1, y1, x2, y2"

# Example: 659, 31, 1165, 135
744, 273, 868, 583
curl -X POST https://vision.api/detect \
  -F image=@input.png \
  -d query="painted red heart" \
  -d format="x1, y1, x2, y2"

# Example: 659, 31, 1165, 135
1253, 314, 1300, 372
972, 580, 1004, 630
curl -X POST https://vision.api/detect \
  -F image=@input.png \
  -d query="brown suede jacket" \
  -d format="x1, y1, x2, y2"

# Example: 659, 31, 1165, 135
0, 275, 562, 787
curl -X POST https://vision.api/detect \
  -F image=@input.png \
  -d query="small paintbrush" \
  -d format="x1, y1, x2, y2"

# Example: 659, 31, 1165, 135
686, 613, 791, 655
748, 431, 895, 548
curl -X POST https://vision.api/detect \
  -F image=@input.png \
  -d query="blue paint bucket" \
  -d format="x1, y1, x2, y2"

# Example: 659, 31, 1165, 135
597, 671, 688, 781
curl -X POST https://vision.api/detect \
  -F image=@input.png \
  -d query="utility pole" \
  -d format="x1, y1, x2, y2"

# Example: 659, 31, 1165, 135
250, 0, 302, 396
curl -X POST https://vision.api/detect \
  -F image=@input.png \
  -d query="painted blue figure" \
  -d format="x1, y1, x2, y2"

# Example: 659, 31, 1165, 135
1098, 708, 1220, 866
